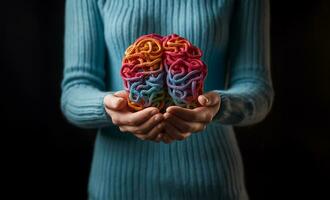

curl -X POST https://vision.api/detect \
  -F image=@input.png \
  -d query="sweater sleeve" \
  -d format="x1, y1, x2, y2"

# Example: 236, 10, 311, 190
60, 0, 114, 129
212, 0, 275, 126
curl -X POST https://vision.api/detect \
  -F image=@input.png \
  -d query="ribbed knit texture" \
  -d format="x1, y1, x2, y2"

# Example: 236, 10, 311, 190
61, 0, 274, 199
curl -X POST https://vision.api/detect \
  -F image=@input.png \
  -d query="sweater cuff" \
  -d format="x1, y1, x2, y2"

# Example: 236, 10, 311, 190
61, 85, 115, 129
211, 89, 245, 125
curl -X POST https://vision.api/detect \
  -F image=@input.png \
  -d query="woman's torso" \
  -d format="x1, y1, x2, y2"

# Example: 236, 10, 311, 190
88, 1, 249, 199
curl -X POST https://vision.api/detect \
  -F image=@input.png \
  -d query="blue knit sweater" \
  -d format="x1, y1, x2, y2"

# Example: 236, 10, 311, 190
61, 0, 274, 199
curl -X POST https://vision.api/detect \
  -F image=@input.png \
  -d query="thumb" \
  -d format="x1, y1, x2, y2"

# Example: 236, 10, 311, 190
104, 91, 128, 110
198, 92, 220, 107
113, 90, 128, 99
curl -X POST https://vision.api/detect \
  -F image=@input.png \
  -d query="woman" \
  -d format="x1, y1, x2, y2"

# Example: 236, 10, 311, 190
61, 0, 274, 199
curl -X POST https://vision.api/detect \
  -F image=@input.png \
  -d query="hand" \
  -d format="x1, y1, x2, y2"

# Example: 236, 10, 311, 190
103, 90, 165, 142
160, 91, 221, 144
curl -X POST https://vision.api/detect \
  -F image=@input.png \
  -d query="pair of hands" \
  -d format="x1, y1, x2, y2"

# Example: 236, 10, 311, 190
103, 90, 221, 144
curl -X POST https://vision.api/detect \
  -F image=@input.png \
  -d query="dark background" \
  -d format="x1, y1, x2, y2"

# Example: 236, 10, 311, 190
2, 0, 329, 199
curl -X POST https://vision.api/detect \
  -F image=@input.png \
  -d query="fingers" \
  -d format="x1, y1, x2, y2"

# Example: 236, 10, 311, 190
103, 90, 130, 111
109, 107, 159, 126
144, 123, 165, 141
104, 93, 127, 111
181, 132, 192, 138
160, 132, 192, 144
129, 122, 165, 142
119, 113, 164, 136
163, 121, 190, 141
162, 132, 192, 144
166, 91, 221, 123
198, 91, 221, 107
166, 106, 213, 123
122, 107, 159, 126
113, 90, 128, 98
161, 134, 174, 144
164, 112, 205, 133
106, 90, 218, 144
155, 133, 163, 142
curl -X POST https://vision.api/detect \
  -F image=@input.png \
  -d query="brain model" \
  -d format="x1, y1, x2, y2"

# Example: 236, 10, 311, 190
120, 33, 207, 112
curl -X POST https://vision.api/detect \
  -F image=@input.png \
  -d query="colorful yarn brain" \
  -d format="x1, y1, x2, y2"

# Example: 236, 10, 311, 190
120, 33, 207, 112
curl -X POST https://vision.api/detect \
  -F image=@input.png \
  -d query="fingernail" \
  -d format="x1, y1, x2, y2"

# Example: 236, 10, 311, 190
201, 96, 209, 105
204, 96, 209, 103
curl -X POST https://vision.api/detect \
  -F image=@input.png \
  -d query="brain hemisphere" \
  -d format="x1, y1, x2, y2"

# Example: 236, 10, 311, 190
120, 33, 207, 112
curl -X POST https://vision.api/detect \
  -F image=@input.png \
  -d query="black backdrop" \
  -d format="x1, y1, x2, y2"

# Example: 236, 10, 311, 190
2, 0, 330, 199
